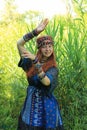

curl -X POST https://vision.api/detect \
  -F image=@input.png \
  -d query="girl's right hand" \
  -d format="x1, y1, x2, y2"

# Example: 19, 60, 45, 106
21, 50, 36, 60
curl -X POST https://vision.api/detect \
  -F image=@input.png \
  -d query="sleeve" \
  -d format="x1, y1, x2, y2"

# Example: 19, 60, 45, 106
46, 67, 58, 93
18, 57, 32, 71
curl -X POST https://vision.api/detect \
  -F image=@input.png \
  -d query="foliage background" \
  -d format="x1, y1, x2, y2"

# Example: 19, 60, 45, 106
0, 0, 87, 130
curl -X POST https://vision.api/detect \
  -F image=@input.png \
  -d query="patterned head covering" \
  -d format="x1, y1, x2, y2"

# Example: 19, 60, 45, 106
36, 35, 54, 49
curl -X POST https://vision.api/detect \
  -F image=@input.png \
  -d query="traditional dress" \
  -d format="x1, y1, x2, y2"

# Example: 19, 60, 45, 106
17, 58, 64, 130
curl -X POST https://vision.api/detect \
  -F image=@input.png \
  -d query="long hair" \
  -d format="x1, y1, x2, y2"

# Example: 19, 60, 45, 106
26, 49, 57, 78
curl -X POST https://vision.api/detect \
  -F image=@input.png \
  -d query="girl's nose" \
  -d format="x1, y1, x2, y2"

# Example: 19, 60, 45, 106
46, 46, 49, 50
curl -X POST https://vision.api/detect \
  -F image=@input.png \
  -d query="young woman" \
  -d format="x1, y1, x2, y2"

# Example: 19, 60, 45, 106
17, 19, 64, 130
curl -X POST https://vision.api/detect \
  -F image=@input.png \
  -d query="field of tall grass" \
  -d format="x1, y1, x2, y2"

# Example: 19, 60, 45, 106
0, 15, 87, 130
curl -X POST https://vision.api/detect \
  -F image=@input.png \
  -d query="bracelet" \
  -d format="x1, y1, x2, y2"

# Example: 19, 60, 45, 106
35, 63, 43, 73
23, 29, 38, 42
38, 72, 46, 80
35, 63, 42, 69
23, 32, 34, 42
32, 29, 38, 36
32, 57, 38, 64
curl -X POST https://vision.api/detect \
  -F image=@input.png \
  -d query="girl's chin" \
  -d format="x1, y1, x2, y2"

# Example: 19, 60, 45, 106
44, 54, 51, 57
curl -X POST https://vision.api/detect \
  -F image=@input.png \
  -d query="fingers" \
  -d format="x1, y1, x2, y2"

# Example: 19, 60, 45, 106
43, 19, 49, 28
21, 53, 28, 58
23, 50, 29, 54
40, 18, 49, 25
42, 18, 49, 25
21, 50, 30, 58
44, 18, 49, 24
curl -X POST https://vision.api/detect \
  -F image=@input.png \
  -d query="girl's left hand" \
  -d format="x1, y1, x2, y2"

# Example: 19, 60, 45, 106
36, 18, 49, 33
22, 50, 36, 60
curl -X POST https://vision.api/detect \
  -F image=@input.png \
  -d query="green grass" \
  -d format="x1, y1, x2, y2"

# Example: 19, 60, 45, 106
0, 15, 87, 130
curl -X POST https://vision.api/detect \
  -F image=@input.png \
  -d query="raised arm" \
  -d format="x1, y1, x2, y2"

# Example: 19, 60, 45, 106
17, 18, 49, 60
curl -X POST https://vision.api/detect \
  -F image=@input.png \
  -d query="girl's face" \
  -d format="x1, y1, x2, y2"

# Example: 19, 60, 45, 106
40, 43, 53, 58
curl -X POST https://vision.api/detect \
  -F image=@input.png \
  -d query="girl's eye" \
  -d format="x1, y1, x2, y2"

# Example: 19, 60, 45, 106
42, 44, 53, 48
49, 45, 52, 48
42, 45, 46, 48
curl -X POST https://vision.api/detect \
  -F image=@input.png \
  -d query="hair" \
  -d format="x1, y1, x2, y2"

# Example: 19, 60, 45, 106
26, 35, 57, 78
26, 49, 57, 78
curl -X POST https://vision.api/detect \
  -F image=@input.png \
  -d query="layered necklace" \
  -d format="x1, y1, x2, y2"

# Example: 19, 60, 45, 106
40, 57, 49, 65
